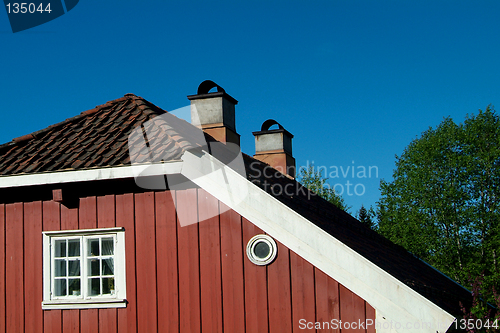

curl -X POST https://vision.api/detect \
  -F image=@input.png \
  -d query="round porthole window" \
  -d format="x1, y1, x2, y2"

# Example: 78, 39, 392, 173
246, 234, 277, 265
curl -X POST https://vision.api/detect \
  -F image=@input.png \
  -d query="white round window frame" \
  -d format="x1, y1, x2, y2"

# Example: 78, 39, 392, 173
246, 234, 278, 266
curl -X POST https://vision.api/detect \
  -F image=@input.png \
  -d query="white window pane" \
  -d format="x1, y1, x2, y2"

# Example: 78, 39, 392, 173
54, 279, 67, 296
55, 259, 66, 277
88, 259, 100, 277
68, 239, 80, 257
102, 258, 114, 275
102, 238, 114, 255
102, 278, 114, 295
68, 278, 81, 296
55, 240, 66, 257
89, 278, 100, 296
88, 239, 99, 256
68, 260, 80, 276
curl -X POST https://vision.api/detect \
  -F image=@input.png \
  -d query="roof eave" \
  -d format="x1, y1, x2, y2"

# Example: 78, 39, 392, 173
0, 161, 183, 189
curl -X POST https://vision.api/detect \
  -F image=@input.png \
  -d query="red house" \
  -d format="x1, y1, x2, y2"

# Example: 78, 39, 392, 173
0, 81, 471, 332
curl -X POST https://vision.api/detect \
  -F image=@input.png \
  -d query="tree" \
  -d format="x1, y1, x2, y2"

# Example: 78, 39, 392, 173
356, 204, 376, 229
299, 165, 351, 212
459, 273, 499, 333
377, 106, 500, 301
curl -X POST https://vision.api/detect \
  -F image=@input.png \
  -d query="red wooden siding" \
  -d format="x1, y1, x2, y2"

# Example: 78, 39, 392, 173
220, 202, 246, 333
366, 303, 376, 333
176, 188, 201, 333
1, 188, 376, 333
43, 201, 62, 333
340, 284, 367, 333
242, 218, 268, 333
198, 189, 223, 333
6, 203, 24, 332
155, 191, 179, 333
24, 201, 43, 333
291, 251, 316, 332
116, 193, 137, 333
135, 192, 157, 333
315, 268, 340, 333
268, 239, 293, 333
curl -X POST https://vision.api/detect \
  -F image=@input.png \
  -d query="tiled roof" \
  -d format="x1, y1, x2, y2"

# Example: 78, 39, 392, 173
0, 93, 471, 318
0, 94, 205, 175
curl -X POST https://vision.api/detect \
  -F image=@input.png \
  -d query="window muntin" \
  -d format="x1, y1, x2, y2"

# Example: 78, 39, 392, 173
42, 228, 126, 309
86, 236, 115, 296
52, 237, 82, 298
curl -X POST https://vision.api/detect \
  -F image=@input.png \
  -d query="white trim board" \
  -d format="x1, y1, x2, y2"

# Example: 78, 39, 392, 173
180, 150, 455, 333
0, 161, 183, 188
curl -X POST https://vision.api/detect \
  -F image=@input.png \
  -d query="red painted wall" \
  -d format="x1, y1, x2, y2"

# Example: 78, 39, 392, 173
0, 188, 375, 333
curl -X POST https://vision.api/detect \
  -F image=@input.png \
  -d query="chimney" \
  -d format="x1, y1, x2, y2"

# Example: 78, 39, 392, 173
253, 119, 295, 178
187, 80, 240, 146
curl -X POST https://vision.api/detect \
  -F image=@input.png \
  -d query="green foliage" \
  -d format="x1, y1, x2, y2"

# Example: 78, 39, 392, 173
459, 273, 500, 333
377, 106, 500, 301
299, 166, 351, 212
356, 205, 376, 230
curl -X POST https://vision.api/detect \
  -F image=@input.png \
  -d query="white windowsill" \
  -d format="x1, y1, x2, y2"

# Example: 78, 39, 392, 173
42, 298, 127, 310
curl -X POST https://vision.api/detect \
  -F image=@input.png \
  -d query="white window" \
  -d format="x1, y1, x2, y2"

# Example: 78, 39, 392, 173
42, 227, 126, 309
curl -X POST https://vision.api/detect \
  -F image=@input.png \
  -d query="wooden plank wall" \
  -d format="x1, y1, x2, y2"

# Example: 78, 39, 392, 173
0, 189, 376, 333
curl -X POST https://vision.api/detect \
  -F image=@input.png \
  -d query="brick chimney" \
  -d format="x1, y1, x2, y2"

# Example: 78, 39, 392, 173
187, 80, 240, 146
253, 119, 295, 178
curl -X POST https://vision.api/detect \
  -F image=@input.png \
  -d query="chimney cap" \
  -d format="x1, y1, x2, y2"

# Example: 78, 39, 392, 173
187, 80, 238, 105
197, 80, 225, 95
252, 119, 294, 138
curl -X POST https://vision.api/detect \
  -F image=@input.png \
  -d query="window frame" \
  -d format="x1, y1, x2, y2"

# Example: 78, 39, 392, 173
42, 227, 126, 310
246, 234, 278, 266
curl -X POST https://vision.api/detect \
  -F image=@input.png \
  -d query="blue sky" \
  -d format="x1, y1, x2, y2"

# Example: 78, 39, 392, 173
1, 0, 499, 214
